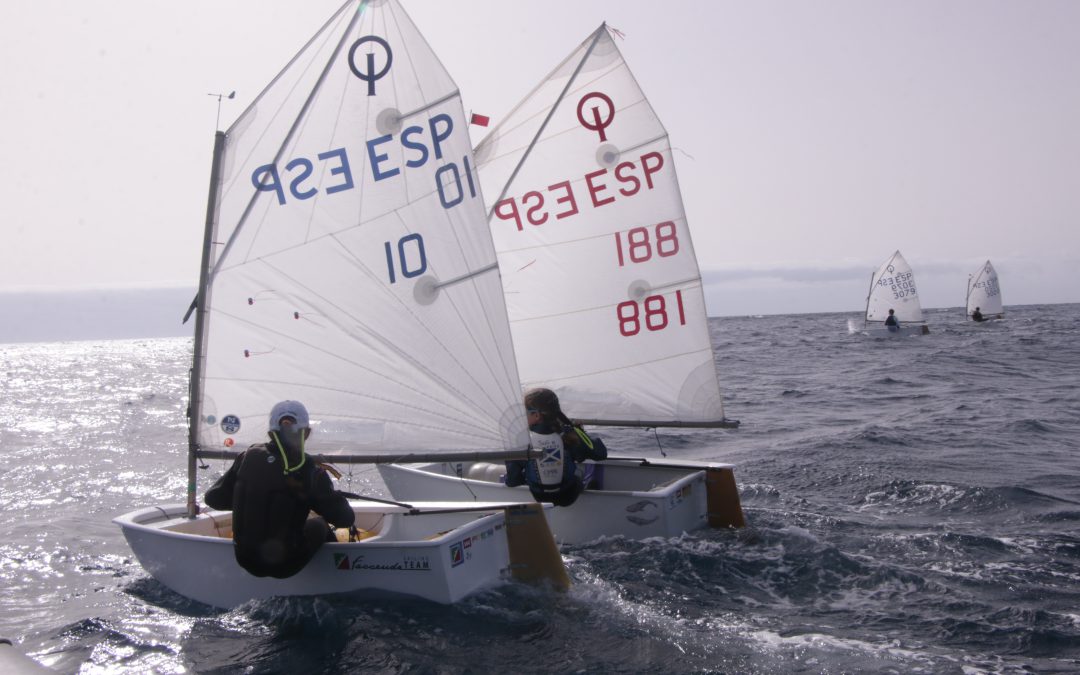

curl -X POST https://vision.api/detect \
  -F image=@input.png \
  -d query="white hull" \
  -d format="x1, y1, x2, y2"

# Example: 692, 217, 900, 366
114, 502, 531, 607
377, 457, 745, 544
862, 324, 930, 338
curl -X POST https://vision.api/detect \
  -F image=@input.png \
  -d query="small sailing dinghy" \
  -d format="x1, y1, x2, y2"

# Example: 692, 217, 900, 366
114, 0, 567, 608
378, 24, 746, 544
859, 250, 930, 337
966, 260, 1004, 321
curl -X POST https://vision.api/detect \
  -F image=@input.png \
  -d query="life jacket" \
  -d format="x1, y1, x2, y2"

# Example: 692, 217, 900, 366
527, 430, 569, 494
231, 445, 314, 563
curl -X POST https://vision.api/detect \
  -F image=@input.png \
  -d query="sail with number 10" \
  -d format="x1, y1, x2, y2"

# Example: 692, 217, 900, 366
378, 25, 746, 545
114, 0, 568, 608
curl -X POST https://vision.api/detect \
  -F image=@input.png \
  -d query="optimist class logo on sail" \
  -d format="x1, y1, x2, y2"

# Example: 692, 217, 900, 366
249, 34, 478, 212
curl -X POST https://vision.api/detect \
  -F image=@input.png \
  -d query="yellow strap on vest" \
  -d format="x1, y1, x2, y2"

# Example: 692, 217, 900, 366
269, 431, 308, 475
572, 426, 593, 450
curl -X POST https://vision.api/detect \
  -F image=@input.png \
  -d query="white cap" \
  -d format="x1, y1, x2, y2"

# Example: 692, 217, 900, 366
268, 400, 310, 431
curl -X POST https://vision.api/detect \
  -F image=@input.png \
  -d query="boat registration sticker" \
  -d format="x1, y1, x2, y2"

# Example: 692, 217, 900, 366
220, 414, 241, 435
450, 542, 464, 567
669, 484, 692, 509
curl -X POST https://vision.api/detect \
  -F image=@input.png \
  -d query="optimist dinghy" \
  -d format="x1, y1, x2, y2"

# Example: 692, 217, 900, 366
114, 0, 566, 607
859, 250, 930, 337
966, 260, 1005, 321
378, 25, 745, 543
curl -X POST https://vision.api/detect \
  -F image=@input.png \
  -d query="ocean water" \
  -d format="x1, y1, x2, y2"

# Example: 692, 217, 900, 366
2, 304, 1078, 674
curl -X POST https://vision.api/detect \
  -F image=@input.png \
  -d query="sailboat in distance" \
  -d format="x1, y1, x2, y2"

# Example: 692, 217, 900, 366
378, 24, 746, 544
114, 0, 567, 608
966, 260, 1004, 321
859, 250, 930, 337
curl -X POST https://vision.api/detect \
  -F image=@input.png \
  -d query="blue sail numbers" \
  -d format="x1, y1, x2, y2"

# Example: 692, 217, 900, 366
251, 112, 476, 210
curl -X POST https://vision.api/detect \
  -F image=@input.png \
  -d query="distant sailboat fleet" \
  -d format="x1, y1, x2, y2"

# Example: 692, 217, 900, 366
853, 251, 1006, 337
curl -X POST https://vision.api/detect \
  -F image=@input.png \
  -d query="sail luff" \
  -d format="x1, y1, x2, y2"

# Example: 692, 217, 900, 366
863, 270, 875, 326
224, 0, 358, 138
474, 26, 606, 158
211, 5, 368, 281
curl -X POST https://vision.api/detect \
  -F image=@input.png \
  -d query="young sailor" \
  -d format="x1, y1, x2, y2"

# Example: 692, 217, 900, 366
504, 388, 608, 507
205, 400, 355, 578
885, 308, 899, 331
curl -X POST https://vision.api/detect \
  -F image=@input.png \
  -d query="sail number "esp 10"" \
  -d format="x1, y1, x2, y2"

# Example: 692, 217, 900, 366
250, 113, 476, 210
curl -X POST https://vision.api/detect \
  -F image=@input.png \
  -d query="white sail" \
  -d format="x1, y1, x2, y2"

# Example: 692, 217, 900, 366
865, 250, 925, 324
194, 0, 527, 456
966, 260, 1004, 318
473, 25, 727, 426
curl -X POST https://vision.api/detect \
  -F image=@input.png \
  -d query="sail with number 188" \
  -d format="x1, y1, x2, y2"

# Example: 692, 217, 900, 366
473, 24, 734, 429
377, 24, 746, 545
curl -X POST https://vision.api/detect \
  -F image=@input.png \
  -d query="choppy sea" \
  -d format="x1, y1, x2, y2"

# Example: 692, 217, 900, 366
2, 304, 1078, 674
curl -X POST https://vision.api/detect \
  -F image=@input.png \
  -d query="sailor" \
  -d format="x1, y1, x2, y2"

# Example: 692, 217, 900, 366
972, 307, 985, 322
884, 308, 899, 331
504, 388, 608, 507
204, 400, 355, 579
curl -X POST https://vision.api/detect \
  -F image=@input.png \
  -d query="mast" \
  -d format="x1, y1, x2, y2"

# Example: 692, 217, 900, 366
966, 273, 974, 317
187, 131, 226, 519
863, 270, 875, 328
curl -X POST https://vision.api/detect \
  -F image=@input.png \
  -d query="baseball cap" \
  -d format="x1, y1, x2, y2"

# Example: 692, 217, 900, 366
268, 400, 310, 431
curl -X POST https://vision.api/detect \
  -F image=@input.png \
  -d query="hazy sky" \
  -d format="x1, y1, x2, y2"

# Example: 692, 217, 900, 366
2, 0, 1077, 316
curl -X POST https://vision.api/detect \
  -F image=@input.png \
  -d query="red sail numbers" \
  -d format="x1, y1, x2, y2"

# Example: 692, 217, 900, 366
492, 151, 665, 231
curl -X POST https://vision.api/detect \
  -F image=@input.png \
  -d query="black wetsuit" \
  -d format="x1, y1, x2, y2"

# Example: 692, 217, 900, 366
205, 443, 355, 579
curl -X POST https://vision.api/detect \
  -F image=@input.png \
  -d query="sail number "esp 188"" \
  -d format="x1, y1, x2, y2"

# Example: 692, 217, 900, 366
492, 151, 665, 230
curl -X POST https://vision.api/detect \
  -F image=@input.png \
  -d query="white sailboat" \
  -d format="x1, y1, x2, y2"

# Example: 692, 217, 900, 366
966, 260, 1004, 320
114, 0, 567, 608
378, 25, 746, 544
860, 250, 930, 337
